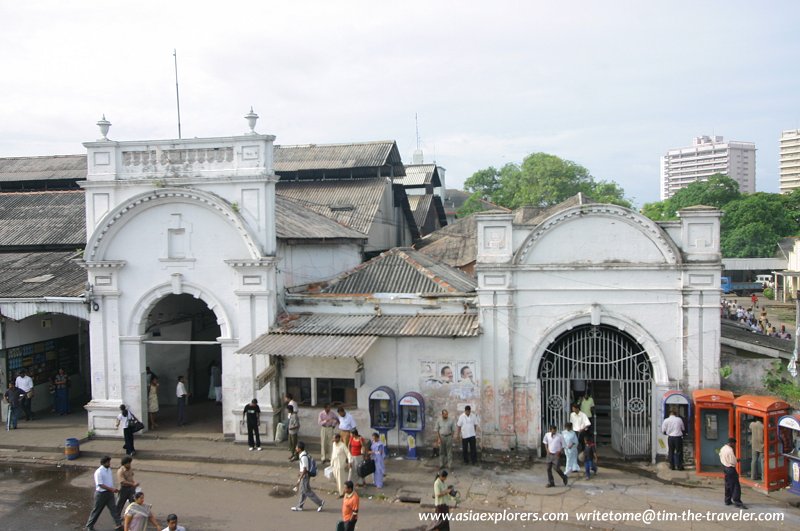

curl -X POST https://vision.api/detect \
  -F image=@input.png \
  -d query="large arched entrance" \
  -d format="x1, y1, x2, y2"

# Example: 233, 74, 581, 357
539, 324, 652, 458
144, 294, 222, 431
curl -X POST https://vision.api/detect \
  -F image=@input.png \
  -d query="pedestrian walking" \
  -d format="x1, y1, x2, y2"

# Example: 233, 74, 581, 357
290, 441, 324, 512
123, 491, 160, 531
176, 375, 188, 426
338, 480, 359, 531
331, 432, 351, 497
287, 405, 300, 461
318, 403, 339, 463
148, 376, 160, 429
456, 405, 479, 465
569, 403, 591, 452
543, 424, 569, 487
661, 407, 685, 470
430, 469, 455, 531
116, 404, 137, 456
84, 456, 123, 531
583, 433, 599, 479
348, 429, 367, 487
54, 368, 70, 415
720, 437, 748, 509
369, 432, 386, 488
435, 409, 456, 469
242, 398, 262, 451
337, 407, 356, 447
562, 422, 580, 473
210, 361, 222, 405
162, 513, 186, 531
116, 455, 139, 516
14, 369, 34, 421
4, 382, 24, 430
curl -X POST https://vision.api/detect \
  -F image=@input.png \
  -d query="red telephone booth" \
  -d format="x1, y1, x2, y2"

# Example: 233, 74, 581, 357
733, 395, 791, 492
692, 389, 735, 477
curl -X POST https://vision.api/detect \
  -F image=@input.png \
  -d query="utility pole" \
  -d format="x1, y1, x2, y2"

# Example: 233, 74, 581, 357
173, 49, 182, 139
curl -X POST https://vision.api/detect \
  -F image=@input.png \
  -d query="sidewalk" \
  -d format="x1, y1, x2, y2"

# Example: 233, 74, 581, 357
2, 410, 799, 522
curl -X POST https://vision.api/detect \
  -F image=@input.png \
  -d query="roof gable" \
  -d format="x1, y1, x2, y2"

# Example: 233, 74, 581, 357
319, 247, 476, 294
274, 141, 405, 178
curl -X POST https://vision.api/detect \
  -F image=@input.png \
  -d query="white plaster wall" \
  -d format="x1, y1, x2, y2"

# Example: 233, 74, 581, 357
278, 242, 362, 290
281, 336, 482, 450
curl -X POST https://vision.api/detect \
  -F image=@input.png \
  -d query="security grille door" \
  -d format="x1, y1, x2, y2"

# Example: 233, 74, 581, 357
539, 324, 652, 459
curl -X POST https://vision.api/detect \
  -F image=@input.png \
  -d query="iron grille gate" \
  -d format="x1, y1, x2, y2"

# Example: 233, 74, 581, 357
538, 324, 652, 458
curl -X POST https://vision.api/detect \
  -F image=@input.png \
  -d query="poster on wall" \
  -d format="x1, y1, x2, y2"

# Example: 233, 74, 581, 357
456, 361, 477, 386
436, 362, 455, 384
420, 361, 437, 384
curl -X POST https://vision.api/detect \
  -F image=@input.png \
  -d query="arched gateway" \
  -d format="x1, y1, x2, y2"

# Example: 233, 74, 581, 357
539, 324, 652, 458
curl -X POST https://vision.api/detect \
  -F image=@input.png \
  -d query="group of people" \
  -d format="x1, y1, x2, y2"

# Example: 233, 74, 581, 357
84, 455, 187, 531
433, 406, 480, 469
541, 401, 598, 488
721, 299, 792, 339
4, 368, 46, 429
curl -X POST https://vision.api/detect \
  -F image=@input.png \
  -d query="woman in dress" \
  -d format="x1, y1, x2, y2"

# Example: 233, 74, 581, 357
123, 491, 160, 531
562, 422, 580, 473
330, 432, 351, 497
369, 432, 386, 488
147, 376, 159, 429
116, 404, 136, 456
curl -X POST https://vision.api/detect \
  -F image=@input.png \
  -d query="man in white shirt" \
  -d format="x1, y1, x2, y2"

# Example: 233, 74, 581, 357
176, 376, 188, 427
162, 513, 187, 531
84, 455, 122, 531
291, 441, 325, 512
456, 405, 479, 465
543, 424, 569, 487
719, 437, 747, 509
15, 369, 34, 421
337, 407, 356, 447
661, 408, 686, 470
569, 403, 591, 451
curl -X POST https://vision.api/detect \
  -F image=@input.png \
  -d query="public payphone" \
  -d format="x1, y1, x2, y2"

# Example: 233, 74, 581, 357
692, 389, 734, 477
659, 391, 691, 459
398, 392, 425, 459
368, 386, 397, 446
734, 395, 790, 492
778, 414, 800, 496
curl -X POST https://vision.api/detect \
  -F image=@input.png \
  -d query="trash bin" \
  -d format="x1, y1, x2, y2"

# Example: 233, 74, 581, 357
65, 438, 80, 460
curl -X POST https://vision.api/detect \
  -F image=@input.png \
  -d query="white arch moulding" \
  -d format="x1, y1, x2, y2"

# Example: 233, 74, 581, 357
84, 188, 263, 263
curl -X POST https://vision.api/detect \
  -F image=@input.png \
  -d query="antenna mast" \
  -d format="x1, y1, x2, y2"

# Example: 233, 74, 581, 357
173, 49, 182, 139
415, 113, 421, 150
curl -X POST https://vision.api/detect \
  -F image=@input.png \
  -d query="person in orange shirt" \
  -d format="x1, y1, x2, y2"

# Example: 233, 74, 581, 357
340, 480, 359, 531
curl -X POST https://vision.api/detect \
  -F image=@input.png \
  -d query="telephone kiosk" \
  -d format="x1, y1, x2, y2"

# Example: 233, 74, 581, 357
398, 392, 425, 459
692, 389, 734, 477
660, 391, 691, 459
368, 386, 397, 446
734, 395, 790, 492
777, 414, 800, 495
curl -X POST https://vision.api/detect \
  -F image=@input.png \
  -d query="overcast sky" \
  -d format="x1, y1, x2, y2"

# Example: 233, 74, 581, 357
1, 1, 798, 206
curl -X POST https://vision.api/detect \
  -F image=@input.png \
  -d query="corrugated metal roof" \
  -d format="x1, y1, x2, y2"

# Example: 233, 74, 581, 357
401, 164, 441, 187
0, 155, 87, 181
276, 178, 388, 235
276, 196, 367, 241
0, 251, 86, 298
275, 313, 480, 337
0, 191, 86, 248
275, 141, 404, 176
407, 194, 433, 230
320, 248, 476, 294
236, 333, 378, 358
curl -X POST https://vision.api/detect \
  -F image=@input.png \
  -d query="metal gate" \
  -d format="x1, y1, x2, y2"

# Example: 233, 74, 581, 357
539, 324, 652, 458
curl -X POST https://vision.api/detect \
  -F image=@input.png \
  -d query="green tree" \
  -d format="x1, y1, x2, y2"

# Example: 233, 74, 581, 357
720, 192, 795, 257
456, 192, 488, 217
463, 153, 630, 209
642, 174, 740, 221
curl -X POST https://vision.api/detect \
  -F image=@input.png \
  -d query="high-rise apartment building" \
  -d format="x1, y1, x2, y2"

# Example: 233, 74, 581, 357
779, 129, 800, 194
659, 136, 756, 200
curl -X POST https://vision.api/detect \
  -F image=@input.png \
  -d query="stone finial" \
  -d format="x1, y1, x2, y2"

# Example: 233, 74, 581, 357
96, 115, 111, 141
244, 107, 259, 134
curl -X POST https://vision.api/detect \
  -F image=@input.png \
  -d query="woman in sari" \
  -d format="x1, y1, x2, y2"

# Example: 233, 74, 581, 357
331, 432, 351, 497
123, 491, 160, 531
369, 432, 386, 488
562, 422, 580, 473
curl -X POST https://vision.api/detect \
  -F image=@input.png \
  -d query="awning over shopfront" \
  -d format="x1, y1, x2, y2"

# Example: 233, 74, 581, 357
237, 333, 378, 359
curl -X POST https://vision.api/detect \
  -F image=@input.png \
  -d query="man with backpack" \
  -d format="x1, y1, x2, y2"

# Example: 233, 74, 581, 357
290, 441, 324, 512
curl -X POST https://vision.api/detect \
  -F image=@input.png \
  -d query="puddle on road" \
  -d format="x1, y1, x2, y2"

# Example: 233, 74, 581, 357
0, 464, 91, 528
